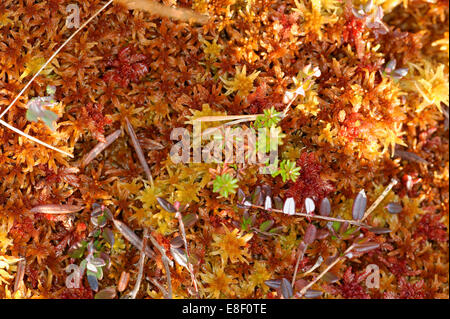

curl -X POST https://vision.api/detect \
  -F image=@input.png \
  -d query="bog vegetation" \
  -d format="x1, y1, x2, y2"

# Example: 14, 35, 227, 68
0, 0, 448, 299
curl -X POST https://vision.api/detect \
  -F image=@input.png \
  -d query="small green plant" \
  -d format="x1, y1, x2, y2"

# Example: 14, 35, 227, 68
254, 107, 283, 128
69, 203, 114, 291
272, 159, 301, 182
25, 85, 59, 131
213, 173, 238, 197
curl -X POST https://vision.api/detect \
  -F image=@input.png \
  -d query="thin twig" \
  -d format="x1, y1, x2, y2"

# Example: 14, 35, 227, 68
282, 91, 301, 118
125, 117, 154, 186
297, 244, 356, 297
249, 204, 370, 228
361, 178, 398, 222
147, 277, 169, 298
188, 114, 260, 124
115, 0, 209, 24
13, 257, 26, 294
129, 228, 148, 299
81, 129, 121, 167
291, 242, 307, 287
0, 119, 73, 157
147, 232, 173, 298
176, 212, 199, 298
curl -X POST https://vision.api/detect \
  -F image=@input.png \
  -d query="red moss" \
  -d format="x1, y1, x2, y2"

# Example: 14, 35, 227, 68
330, 267, 371, 299
81, 102, 112, 143
286, 152, 334, 209
342, 16, 365, 49
397, 277, 430, 299
339, 112, 367, 142
379, 256, 421, 277
9, 216, 35, 243
414, 213, 448, 243
58, 285, 94, 299
103, 46, 149, 87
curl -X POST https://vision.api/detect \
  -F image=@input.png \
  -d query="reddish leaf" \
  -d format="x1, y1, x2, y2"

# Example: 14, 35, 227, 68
352, 190, 367, 220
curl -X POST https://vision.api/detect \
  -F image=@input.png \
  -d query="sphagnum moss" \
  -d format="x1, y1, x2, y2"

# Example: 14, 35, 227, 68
0, 0, 448, 299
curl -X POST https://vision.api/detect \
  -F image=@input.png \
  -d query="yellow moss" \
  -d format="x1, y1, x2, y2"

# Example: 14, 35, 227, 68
220, 65, 260, 97
201, 36, 223, 60
199, 262, 237, 298
245, 260, 272, 295
211, 227, 253, 265
19, 57, 54, 81
0, 224, 13, 254
0, 12, 12, 27
185, 103, 227, 130
296, 88, 321, 116
404, 61, 449, 113
293, 0, 339, 40
279, 224, 299, 251
0, 255, 20, 286
318, 122, 339, 145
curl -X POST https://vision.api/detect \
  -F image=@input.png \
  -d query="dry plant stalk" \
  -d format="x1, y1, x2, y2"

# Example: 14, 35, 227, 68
248, 203, 371, 228
30, 204, 84, 214
81, 129, 121, 167
0, 119, 73, 158
128, 228, 148, 299
297, 244, 356, 297
113, 219, 155, 258
125, 117, 154, 186
191, 115, 260, 123
291, 242, 307, 287
362, 178, 398, 221
147, 232, 173, 298
191, 114, 263, 137
13, 257, 26, 294
175, 212, 199, 298
192, 88, 299, 136
115, 0, 209, 24
147, 277, 169, 297
282, 90, 301, 118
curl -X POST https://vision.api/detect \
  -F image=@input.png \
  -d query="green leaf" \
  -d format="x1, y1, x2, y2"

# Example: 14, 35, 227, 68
69, 246, 86, 259
343, 227, 359, 237
259, 220, 274, 232
241, 216, 252, 231
79, 259, 87, 272
332, 221, 340, 232
213, 173, 238, 198
95, 266, 103, 280
254, 107, 282, 128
